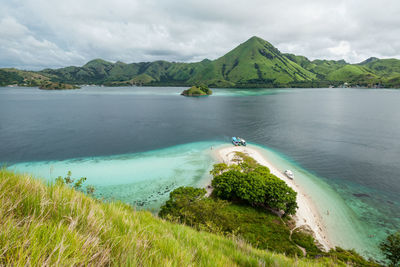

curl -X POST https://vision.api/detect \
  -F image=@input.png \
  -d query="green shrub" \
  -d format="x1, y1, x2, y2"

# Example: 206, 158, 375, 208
211, 154, 298, 216
159, 188, 303, 257
327, 247, 380, 266
55, 171, 94, 195
380, 231, 400, 266
211, 170, 244, 200
291, 228, 322, 257
159, 186, 207, 219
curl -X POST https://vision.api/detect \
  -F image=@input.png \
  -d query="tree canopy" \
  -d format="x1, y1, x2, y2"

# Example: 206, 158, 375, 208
380, 231, 400, 266
211, 152, 297, 216
158, 186, 207, 219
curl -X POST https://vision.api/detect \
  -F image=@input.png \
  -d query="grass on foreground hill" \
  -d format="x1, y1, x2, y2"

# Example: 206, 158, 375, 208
0, 169, 343, 266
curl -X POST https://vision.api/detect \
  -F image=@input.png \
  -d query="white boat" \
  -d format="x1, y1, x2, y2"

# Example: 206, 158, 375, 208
239, 138, 246, 146
284, 170, 294, 180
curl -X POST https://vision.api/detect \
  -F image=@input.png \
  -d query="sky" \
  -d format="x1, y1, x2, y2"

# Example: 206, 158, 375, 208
1, 0, 400, 70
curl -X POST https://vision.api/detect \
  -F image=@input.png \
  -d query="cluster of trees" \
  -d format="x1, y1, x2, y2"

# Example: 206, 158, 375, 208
159, 187, 233, 234
211, 152, 297, 216
158, 153, 301, 255
197, 84, 212, 94
39, 81, 80, 90
159, 186, 306, 256
158, 153, 384, 265
181, 84, 213, 96
159, 152, 304, 255
0, 70, 24, 86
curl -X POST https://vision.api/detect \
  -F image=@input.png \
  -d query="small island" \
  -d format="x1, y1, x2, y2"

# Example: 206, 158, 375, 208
39, 81, 80, 90
181, 85, 212, 96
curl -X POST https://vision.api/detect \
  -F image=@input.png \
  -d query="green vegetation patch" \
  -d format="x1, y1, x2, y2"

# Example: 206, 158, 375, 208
291, 227, 322, 257
181, 84, 212, 96
160, 188, 303, 256
379, 230, 400, 266
39, 81, 80, 90
211, 152, 298, 216
1, 169, 336, 266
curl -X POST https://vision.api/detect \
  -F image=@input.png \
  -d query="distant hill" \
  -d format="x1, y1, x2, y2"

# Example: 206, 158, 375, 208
1, 36, 400, 88
209, 36, 316, 86
0, 68, 49, 87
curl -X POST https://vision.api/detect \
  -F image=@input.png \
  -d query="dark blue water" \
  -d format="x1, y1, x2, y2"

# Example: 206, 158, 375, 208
1, 86, 399, 256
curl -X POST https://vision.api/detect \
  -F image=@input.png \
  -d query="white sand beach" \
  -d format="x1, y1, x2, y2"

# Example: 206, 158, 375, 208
212, 144, 332, 250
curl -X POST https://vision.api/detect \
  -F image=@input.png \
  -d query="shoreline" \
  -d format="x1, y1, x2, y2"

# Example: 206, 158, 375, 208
210, 144, 332, 250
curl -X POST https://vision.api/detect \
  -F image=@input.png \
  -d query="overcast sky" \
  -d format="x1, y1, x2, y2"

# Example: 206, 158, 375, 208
1, 0, 399, 70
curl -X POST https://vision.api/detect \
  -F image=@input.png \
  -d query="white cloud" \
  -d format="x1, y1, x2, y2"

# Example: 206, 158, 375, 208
328, 41, 351, 57
0, 0, 400, 69
0, 16, 84, 69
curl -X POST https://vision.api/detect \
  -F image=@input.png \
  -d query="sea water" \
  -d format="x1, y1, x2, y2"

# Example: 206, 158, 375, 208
2, 86, 400, 259
9, 142, 220, 212
253, 144, 379, 258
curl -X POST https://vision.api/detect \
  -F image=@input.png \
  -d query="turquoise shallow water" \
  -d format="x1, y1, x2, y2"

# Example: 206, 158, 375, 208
69, 86, 290, 97
251, 144, 379, 259
9, 142, 222, 212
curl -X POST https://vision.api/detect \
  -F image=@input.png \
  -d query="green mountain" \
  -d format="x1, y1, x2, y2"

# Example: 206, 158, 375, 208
208, 36, 316, 86
359, 57, 400, 78
284, 54, 400, 87
37, 37, 317, 88
325, 65, 378, 83
284, 54, 348, 79
1, 36, 400, 88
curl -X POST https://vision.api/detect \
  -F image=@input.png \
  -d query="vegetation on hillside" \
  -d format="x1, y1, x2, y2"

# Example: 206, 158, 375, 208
379, 230, 400, 266
2, 36, 400, 88
0, 68, 49, 87
210, 152, 297, 216
159, 153, 380, 266
159, 187, 304, 257
1, 168, 349, 266
39, 81, 80, 90
181, 84, 212, 96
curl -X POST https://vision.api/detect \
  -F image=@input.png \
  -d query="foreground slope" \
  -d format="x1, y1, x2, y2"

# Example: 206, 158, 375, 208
0, 169, 337, 266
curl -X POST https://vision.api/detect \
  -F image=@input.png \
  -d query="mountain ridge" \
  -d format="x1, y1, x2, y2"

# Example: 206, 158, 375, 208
1, 36, 400, 88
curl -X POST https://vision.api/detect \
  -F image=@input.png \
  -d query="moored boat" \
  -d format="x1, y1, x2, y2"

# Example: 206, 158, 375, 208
232, 137, 240, 146
284, 170, 294, 179
239, 138, 246, 146
232, 137, 246, 146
